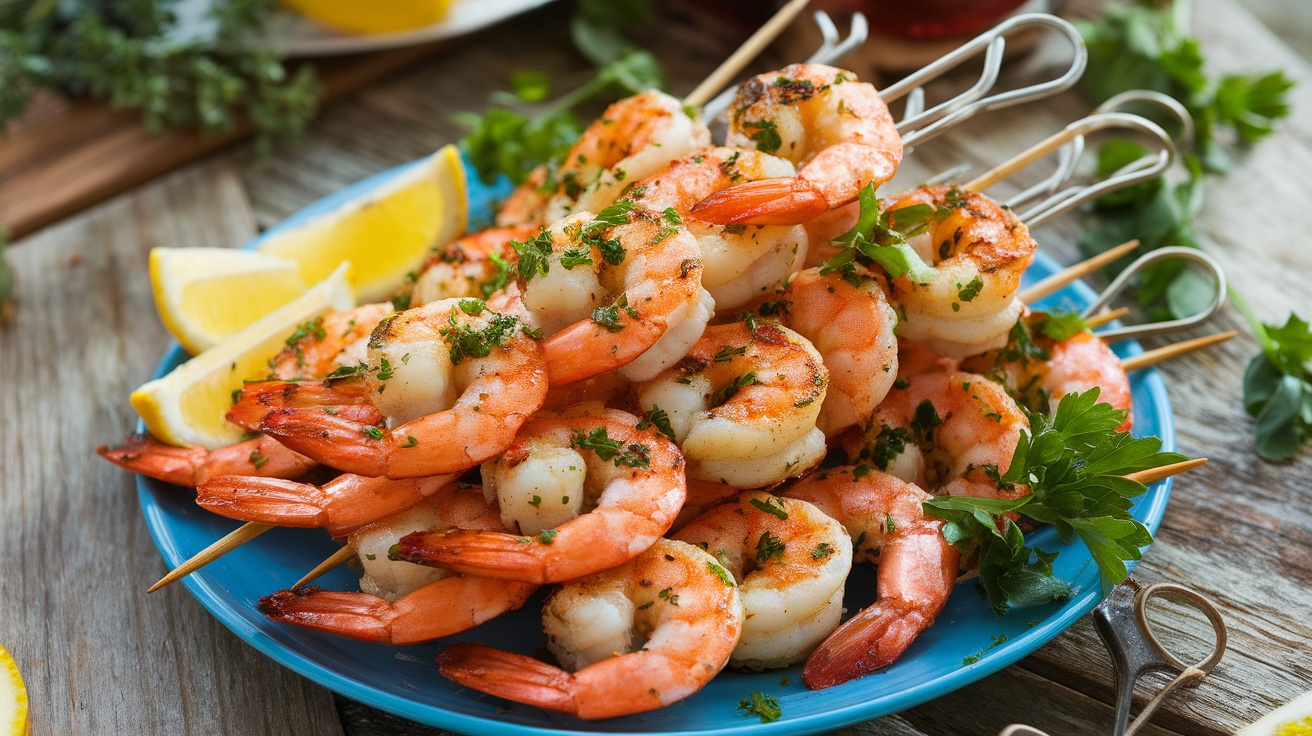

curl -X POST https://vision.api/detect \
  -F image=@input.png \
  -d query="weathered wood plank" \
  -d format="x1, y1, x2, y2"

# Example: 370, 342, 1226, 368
0, 159, 344, 736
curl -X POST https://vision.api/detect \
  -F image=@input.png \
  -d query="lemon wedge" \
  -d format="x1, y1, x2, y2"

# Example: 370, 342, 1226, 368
132, 264, 355, 449
0, 645, 27, 736
150, 248, 308, 355
280, 0, 454, 34
258, 145, 466, 304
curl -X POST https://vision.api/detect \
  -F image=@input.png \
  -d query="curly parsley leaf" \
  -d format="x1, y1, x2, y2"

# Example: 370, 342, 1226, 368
736, 691, 782, 723
924, 389, 1187, 614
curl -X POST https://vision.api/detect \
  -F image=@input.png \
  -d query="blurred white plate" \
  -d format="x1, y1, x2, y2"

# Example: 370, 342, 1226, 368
251, 0, 558, 56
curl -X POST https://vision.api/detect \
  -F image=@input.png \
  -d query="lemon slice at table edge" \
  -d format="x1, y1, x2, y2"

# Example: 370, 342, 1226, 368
131, 263, 355, 450
150, 248, 308, 355
280, 0, 454, 35
257, 145, 467, 304
0, 645, 27, 736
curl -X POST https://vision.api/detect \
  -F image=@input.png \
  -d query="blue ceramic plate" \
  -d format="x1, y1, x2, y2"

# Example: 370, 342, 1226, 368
137, 157, 1174, 735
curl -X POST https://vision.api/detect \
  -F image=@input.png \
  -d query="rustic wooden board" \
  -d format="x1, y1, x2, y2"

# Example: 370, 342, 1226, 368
1, 0, 1309, 734
0, 42, 446, 242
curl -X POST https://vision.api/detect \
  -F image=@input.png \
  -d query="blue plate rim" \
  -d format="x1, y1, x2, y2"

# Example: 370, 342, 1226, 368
135, 158, 1174, 736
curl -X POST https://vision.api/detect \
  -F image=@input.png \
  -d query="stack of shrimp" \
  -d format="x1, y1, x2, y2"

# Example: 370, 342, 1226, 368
101, 66, 1137, 718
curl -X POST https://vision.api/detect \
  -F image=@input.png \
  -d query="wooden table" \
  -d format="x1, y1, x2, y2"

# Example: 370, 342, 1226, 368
2, 1, 1309, 734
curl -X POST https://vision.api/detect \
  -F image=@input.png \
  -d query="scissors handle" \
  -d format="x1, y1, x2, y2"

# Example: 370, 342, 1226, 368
1094, 579, 1228, 736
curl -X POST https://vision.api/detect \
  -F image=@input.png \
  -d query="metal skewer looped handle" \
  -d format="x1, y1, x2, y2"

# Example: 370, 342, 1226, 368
1084, 246, 1228, 342
888, 14, 1088, 147
962, 112, 1175, 227
1007, 90, 1196, 215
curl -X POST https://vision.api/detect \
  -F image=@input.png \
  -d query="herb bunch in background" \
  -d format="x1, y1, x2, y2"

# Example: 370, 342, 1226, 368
1076, 0, 1308, 460
1075, 0, 1293, 321
0, 0, 318, 152
456, 0, 663, 186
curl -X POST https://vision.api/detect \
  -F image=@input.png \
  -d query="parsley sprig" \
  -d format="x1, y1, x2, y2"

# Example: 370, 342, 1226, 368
1075, 0, 1293, 321
456, 0, 663, 185
820, 183, 936, 286
1234, 294, 1312, 461
924, 389, 1186, 614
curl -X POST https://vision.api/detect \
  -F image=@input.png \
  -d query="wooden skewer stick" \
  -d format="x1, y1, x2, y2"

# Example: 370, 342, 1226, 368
148, 522, 274, 593
964, 125, 1085, 192
1125, 458, 1207, 485
1120, 331, 1238, 372
294, 545, 357, 589
1084, 307, 1131, 329
684, 0, 811, 108
1018, 240, 1140, 304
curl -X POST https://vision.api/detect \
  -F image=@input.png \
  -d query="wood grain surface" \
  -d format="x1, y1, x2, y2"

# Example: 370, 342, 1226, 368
0, 1, 1309, 735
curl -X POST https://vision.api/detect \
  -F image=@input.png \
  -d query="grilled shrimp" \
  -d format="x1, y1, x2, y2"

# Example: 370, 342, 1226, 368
783, 467, 959, 688
197, 472, 458, 538
267, 303, 395, 380
674, 491, 852, 669
392, 409, 685, 584
497, 91, 712, 228
256, 485, 536, 645
745, 266, 898, 436
233, 298, 547, 479
436, 539, 743, 720
634, 320, 829, 488
630, 147, 808, 310
516, 205, 710, 384
880, 185, 1037, 357
693, 64, 903, 226
97, 434, 316, 488
960, 311, 1133, 430
845, 370, 1030, 499
401, 226, 536, 307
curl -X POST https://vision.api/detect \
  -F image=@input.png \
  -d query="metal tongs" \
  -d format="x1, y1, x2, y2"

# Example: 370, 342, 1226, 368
999, 579, 1227, 736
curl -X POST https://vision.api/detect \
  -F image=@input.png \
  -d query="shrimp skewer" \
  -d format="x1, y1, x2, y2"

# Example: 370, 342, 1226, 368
744, 265, 899, 436
497, 91, 712, 228
633, 321, 829, 488
844, 370, 1031, 500
673, 491, 852, 670
394, 409, 685, 584
629, 147, 809, 311
516, 205, 710, 384
693, 64, 903, 226
399, 226, 536, 307
234, 298, 548, 479
257, 486, 537, 644
783, 467, 959, 688
97, 434, 316, 488
436, 539, 743, 720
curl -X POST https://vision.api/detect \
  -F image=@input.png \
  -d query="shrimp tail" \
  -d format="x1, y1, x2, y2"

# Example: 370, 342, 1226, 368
259, 579, 538, 645
803, 524, 959, 689
197, 475, 331, 527
97, 434, 316, 487
258, 586, 395, 644
691, 178, 829, 226
801, 599, 930, 689
394, 529, 550, 583
227, 380, 384, 432
259, 408, 389, 478
437, 642, 579, 715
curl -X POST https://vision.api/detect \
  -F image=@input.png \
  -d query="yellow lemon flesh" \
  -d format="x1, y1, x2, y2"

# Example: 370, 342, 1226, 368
132, 264, 355, 450
281, 0, 454, 35
150, 248, 307, 355
0, 645, 27, 736
258, 145, 466, 303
